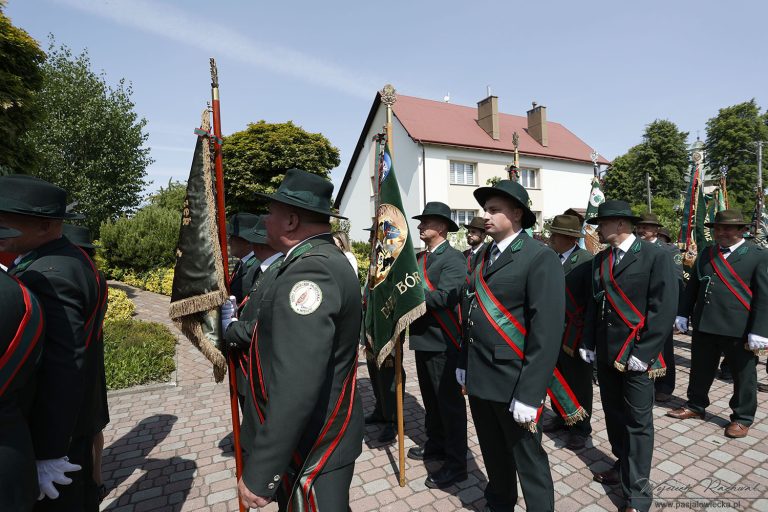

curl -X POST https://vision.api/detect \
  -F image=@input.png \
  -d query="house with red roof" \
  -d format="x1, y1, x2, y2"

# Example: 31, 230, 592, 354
334, 92, 610, 244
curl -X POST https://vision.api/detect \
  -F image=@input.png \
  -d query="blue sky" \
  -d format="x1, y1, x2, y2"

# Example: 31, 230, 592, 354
7, 0, 767, 195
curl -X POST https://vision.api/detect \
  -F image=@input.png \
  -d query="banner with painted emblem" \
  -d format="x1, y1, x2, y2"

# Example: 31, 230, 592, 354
168, 109, 229, 382
581, 177, 605, 254
365, 142, 426, 367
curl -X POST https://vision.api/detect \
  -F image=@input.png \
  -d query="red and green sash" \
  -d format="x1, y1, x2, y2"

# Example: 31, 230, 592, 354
562, 284, 585, 357
0, 278, 44, 398
599, 250, 665, 376
709, 245, 752, 310
472, 254, 587, 430
419, 252, 461, 350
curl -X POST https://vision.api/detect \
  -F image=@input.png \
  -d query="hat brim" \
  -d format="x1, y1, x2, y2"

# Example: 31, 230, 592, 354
549, 227, 584, 238
255, 191, 347, 219
636, 220, 663, 227
703, 221, 750, 228
473, 187, 537, 230
462, 222, 486, 231
586, 214, 643, 225
0, 226, 21, 239
412, 214, 460, 232
0, 205, 81, 220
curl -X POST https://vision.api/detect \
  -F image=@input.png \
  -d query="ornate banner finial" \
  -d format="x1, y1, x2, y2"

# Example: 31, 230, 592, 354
380, 84, 397, 107
590, 149, 598, 166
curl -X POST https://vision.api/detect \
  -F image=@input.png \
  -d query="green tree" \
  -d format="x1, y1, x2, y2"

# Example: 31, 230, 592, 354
705, 100, 768, 213
99, 205, 180, 272
147, 179, 187, 213
222, 120, 340, 214
604, 120, 689, 203
0, 7, 45, 174
23, 42, 153, 233
631, 196, 681, 243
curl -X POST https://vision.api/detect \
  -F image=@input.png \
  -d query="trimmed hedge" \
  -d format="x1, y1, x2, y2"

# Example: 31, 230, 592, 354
104, 319, 176, 389
108, 267, 174, 296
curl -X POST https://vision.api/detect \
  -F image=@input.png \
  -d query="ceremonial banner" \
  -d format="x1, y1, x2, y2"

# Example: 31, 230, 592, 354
169, 110, 229, 382
365, 143, 426, 367
679, 162, 700, 248
581, 177, 605, 254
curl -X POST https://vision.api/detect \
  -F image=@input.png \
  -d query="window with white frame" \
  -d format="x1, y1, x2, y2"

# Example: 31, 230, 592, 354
520, 168, 539, 189
451, 210, 477, 226
450, 161, 476, 185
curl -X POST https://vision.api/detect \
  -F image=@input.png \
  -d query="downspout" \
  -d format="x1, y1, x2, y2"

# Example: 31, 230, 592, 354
421, 142, 427, 213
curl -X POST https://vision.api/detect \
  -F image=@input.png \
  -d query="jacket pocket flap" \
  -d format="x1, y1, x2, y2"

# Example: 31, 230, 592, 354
494, 344, 517, 361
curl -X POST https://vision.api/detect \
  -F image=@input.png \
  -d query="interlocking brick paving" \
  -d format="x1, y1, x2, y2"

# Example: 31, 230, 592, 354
100, 283, 768, 511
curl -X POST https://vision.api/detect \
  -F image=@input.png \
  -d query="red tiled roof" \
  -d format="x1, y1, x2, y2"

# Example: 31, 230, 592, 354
392, 94, 610, 165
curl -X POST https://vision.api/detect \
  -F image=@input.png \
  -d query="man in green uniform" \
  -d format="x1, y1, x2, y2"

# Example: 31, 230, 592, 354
458, 181, 565, 512
232, 169, 362, 511
0, 175, 102, 511
0, 225, 45, 511
667, 209, 768, 438
462, 216, 487, 273
635, 212, 684, 402
407, 201, 468, 489
227, 212, 262, 308
542, 214, 593, 450
582, 200, 677, 512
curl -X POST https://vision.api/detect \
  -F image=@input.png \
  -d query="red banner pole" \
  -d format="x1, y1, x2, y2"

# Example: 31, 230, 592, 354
210, 58, 247, 512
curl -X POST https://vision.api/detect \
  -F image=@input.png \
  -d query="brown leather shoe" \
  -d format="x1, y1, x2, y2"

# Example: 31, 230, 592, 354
724, 422, 749, 438
592, 467, 620, 486
666, 407, 705, 420
624, 508, 640, 512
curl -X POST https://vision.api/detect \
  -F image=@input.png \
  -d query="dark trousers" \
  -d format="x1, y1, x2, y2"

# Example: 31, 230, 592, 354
597, 363, 654, 512
0, 420, 37, 512
277, 463, 354, 512
35, 434, 98, 512
414, 350, 467, 471
556, 349, 593, 437
468, 396, 554, 512
366, 354, 403, 423
686, 331, 758, 425
654, 330, 676, 395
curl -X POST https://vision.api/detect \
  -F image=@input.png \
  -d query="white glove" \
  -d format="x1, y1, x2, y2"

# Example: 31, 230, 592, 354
627, 355, 649, 372
36, 457, 82, 500
455, 368, 466, 387
578, 348, 596, 364
747, 333, 768, 351
221, 296, 237, 332
509, 399, 538, 424
675, 316, 688, 333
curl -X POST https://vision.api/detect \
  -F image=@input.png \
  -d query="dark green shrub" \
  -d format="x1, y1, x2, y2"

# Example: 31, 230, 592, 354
104, 319, 176, 389
99, 205, 180, 272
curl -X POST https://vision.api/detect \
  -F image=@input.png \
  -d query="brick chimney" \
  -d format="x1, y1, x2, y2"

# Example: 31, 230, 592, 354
477, 95, 499, 140
526, 102, 548, 147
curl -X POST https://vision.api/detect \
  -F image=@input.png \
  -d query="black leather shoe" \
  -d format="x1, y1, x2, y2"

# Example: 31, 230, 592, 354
566, 432, 587, 450
593, 467, 620, 486
424, 467, 468, 489
407, 446, 445, 461
758, 382, 768, 393
364, 413, 386, 425
541, 417, 565, 433
378, 423, 396, 443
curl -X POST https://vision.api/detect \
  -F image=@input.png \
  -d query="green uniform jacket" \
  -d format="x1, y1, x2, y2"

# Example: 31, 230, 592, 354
562, 247, 593, 353
409, 241, 466, 352
679, 242, 768, 338
0, 272, 44, 511
10, 236, 100, 458
460, 233, 565, 406
241, 235, 363, 498
463, 242, 486, 275
230, 254, 261, 306
582, 238, 678, 366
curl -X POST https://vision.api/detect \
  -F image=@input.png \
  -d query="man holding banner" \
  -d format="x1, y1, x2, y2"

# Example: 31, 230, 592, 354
459, 180, 565, 511
582, 200, 677, 512
668, 209, 768, 439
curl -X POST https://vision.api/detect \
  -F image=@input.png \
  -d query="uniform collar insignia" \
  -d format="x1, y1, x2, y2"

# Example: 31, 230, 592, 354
510, 237, 525, 253
570, 253, 579, 263
631, 240, 641, 253
737, 245, 748, 255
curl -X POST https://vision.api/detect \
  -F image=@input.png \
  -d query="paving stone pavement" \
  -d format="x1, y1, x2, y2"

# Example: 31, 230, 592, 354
101, 283, 768, 511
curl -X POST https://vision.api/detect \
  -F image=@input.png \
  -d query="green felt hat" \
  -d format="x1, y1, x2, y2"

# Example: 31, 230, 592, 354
549, 214, 584, 238
704, 209, 749, 228
257, 168, 345, 219
247, 216, 269, 245
412, 202, 459, 232
0, 175, 80, 219
227, 213, 262, 243
63, 224, 97, 249
637, 212, 663, 227
473, 180, 536, 230
462, 216, 486, 231
586, 200, 642, 225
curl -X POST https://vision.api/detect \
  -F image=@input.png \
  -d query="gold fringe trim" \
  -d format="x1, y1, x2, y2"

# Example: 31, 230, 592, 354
562, 346, 574, 358
647, 368, 667, 380
613, 361, 627, 372
374, 302, 427, 368
166, 109, 230, 383
562, 407, 589, 426
523, 421, 538, 434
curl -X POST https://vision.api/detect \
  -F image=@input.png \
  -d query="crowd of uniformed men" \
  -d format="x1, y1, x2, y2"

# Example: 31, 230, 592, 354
2, 169, 767, 512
